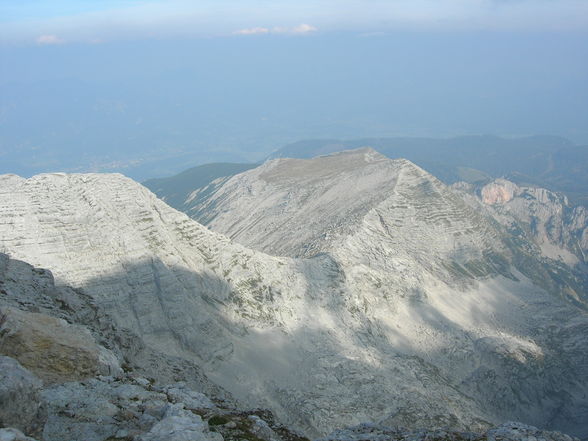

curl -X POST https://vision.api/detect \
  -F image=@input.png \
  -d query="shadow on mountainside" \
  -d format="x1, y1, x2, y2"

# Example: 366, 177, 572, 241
62, 255, 588, 440
0, 252, 236, 404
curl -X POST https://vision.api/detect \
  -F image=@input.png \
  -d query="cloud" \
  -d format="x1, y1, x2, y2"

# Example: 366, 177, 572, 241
292, 24, 318, 34
275, 23, 318, 34
233, 27, 271, 35
234, 23, 318, 36
36, 34, 65, 45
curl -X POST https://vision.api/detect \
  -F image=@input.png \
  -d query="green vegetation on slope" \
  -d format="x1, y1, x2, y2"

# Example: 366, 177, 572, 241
143, 162, 258, 211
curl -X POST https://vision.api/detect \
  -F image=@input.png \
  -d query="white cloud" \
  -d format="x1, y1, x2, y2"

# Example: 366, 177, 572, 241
233, 27, 271, 35
234, 23, 318, 36
36, 34, 65, 45
274, 23, 318, 34
292, 24, 317, 34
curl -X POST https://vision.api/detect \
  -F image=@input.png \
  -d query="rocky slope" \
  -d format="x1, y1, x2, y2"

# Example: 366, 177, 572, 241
0, 259, 582, 441
1, 351, 582, 441
0, 252, 231, 401
0, 352, 306, 441
1, 162, 588, 439
453, 179, 587, 270
318, 422, 580, 441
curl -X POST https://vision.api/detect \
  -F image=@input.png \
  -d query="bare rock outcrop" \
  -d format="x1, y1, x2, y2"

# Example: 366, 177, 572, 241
458, 179, 588, 268
0, 428, 39, 441
0, 307, 121, 384
0, 356, 44, 435
481, 179, 518, 205
138, 404, 223, 441
40, 373, 298, 441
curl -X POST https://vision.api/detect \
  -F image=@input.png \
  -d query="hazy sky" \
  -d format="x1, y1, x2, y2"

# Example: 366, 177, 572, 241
2, 0, 588, 44
0, 1, 587, 179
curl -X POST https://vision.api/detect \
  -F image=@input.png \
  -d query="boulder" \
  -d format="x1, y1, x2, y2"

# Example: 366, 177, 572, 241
139, 404, 223, 441
161, 382, 216, 411
0, 428, 39, 441
247, 415, 281, 441
0, 356, 43, 435
0, 307, 121, 383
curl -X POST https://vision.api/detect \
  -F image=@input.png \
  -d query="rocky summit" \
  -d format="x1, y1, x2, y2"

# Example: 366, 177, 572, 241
0, 150, 587, 440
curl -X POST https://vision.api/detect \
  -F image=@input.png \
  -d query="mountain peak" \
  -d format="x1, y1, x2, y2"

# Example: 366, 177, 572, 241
321, 146, 387, 162
258, 147, 391, 183
191, 149, 429, 257
185, 149, 505, 273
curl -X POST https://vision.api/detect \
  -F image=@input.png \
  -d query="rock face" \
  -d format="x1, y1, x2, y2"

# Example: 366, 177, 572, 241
188, 148, 405, 257
0, 306, 121, 383
1, 161, 588, 439
481, 179, 518, 205
456, 179, 588, 268
0, 252, 234, 404
0, 251, 141, 369
186, 149, 587, 303
0, 356, 43, 435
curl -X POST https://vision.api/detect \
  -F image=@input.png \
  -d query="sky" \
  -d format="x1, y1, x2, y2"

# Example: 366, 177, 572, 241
0, 1, 587, 179
2, 0, 588, 44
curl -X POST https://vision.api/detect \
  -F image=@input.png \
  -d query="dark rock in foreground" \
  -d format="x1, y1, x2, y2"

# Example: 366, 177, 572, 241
319, 422, 580, 441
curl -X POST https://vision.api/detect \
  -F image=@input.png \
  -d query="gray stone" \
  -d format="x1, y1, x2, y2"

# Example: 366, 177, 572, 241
40, 377, 167, 441
0, 307, 122, 384
318, 422, 581, 441
247, 415, 281, 441
163, 382, 217, 410
0, 356, 43, 435
139, 404, 223, 441
0, 428, 39, 441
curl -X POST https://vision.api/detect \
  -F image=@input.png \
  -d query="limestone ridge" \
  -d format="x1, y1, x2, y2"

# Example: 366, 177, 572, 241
186, 148, 587, 304
0, 161, 588, 439
189, 148, 406, 257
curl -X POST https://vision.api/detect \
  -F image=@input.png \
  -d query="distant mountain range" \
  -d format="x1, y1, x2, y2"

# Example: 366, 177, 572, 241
145, 135, 588, 208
